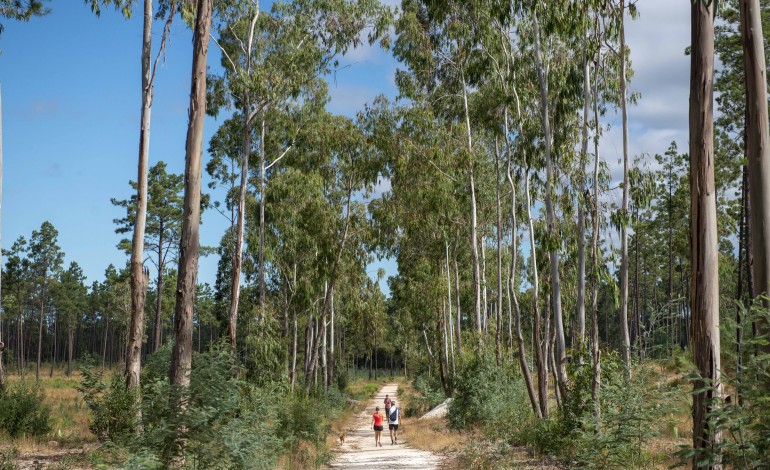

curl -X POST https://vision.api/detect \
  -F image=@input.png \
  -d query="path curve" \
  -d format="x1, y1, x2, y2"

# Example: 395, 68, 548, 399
328, 383, 442, 469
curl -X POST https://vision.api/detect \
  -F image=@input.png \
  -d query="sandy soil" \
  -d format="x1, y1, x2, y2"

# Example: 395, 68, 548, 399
327, 383, 442, 469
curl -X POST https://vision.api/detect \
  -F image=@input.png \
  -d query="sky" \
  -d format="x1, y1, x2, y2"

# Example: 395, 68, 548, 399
0, 0, 692, 296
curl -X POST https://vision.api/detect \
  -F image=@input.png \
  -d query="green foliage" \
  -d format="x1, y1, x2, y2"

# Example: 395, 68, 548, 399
335, 369, 349, 393
570, 362, 674, 469
77, 357, 137, 443
0, 382, 51, 438
79, 344, 346, 469
243, 326, 287, 387
681, 300, 770, 469
402, 375, 445, 418
448, 353, 530, 434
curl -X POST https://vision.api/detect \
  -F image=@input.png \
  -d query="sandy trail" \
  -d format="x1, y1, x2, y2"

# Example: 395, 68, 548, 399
328, 383, 442, 469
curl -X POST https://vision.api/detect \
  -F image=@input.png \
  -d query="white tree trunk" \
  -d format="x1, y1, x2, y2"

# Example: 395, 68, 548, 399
690, 1, 723, 465
533, 13, 568, 401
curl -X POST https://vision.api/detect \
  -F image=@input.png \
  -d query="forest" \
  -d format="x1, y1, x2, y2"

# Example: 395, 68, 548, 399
1, 0, 770, 469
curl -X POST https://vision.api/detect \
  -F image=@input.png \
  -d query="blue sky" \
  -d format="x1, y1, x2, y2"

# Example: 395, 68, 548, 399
1, 2, 400, 293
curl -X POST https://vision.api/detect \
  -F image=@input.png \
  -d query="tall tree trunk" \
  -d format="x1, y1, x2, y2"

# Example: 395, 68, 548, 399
461, 76, 482, 343
37, 298, 44, 383
169, 0, 213, 394
577, 27, 590, 347
290, 308, 297, 392
495, 139, 503, 364
736, 167, 747, 393
227, 9, 258, 353
328, 285, 335, 388
690, 1, 723, 466
258, 118, 267, 323
618, 0, 632, 372
445, 240, 456, 376
153, 228, 164, 353
526, 172, 548, 419
741, 0, 770, 348
591, 51, 603, 420
321, 283, 329, 394
533, 13, 568, 401
126, 0, 152, 390
102, 316, 108, 372
481, 234, 488, 333
505, 119, 540, 417
453, 243, 462, 350
49, 310, 57, 377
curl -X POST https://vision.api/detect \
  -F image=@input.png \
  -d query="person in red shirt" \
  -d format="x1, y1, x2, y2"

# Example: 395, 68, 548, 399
371, 406, 385, 447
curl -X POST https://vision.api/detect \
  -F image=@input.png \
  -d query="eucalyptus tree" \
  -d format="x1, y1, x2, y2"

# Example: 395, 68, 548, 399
740, 0, 770, 346
112, 161, 184, 353
29, 221, 63, 383
394, 0, 486, 341
528, 0, 588, 402
169, 0, 213, 419
690, 0, 724, 465
208, 0, 393, 353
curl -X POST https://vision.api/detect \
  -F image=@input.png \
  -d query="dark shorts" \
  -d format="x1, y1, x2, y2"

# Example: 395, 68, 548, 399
389, 424, 399, 431
374, 425, 383, 432
385, 408, 391, 417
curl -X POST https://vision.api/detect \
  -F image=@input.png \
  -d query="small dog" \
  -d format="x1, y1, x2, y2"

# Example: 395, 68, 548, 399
339, 432, 346, 445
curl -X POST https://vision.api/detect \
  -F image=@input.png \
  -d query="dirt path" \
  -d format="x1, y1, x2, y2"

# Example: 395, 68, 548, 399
328, 383, 442, 469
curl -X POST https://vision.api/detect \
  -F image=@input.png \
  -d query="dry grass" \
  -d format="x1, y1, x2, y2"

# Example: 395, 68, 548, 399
0, 367, 97, 452
400, 417, 464, 454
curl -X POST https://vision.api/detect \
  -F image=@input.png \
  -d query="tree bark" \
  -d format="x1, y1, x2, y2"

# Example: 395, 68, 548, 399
526, 172, 548, 419
591, 50, 603, 420
577, 26, 590, 347
153, 228, 164, 353
495, 139, 503, 364
328, 285, 335, 388
533, 13, 568, 401
49, 309, 57, 377
453, 243, 462, 350
227, 9, 258, 353
125, 0, 152, 391
505, 118, 540, 417
741, 0, 770, 348
170, 0, 213, 393
258, 118, 267, 323
36, 298, 44, 383
461, 76, 482, 343
290, 308, 297, 392
618, 0, 632, 372
690, 1, 723, 466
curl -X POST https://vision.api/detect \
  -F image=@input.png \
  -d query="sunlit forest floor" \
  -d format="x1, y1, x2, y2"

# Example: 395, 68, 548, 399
0, 361, 693, 469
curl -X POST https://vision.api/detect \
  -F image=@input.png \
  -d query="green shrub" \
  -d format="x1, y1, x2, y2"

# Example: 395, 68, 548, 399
571, 364, 673, 469
402, 375, 445, 418
335, 369, 349, 393
77, 358, 137, 443
448, 353, 530, 431
680, 299, 770, 469
0, 382, 51, 438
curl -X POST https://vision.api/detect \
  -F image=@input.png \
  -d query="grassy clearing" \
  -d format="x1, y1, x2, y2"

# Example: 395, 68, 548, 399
2, 367, 96, 448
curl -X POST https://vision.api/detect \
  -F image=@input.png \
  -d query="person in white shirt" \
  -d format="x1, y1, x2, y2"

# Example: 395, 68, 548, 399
388, 400, 400, 445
